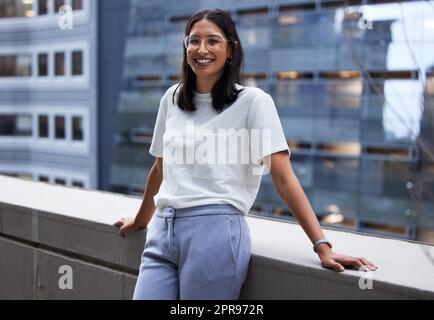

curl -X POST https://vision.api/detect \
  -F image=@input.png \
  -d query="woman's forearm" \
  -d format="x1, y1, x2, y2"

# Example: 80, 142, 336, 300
135, 159, 163, 227
275, 171, 326, 246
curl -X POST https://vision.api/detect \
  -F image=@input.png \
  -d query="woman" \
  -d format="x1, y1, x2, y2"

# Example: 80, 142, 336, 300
115, 8, 377, 300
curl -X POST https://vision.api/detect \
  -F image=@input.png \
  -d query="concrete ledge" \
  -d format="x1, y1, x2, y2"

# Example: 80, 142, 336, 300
0, 175, 433, 299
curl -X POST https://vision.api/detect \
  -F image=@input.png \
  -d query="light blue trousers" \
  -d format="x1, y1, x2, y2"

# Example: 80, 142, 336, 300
133, 204, 252, 300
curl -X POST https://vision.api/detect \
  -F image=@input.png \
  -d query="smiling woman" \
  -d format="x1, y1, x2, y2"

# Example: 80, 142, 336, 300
174, 10, 244, 112
114, 7, 377, 301
184, 20, 235, 92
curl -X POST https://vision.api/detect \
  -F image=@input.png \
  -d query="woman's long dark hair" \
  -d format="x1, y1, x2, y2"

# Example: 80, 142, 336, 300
172, 8, 244, 113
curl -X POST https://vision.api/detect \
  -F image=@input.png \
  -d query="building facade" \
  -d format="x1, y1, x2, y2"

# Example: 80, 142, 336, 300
0, 0, 98, 189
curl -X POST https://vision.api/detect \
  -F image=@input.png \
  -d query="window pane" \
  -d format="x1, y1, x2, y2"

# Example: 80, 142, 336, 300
0, 54, 32, 77
72, 0, 82, 10
72, 116, 83, 140
0, 114, 32, 136
55, 178, 66, 185
55, 116, 65, 139
314, 156, 360, 192
38, 53, 48, 76
54, 0, 65, 12
0, 0, 33, 18
38, 0, 48, 15
316, 80, 363, 117
38, 176, 49, 182
275, 82, 316, 116
55, 52, 65, 76
72, 181, 84, 187
38, 115, 48, 138
72, 51, 82, 75
276, 14, 319, 47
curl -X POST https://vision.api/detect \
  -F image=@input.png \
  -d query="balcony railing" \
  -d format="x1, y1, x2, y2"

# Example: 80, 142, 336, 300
0, 174, 433, 299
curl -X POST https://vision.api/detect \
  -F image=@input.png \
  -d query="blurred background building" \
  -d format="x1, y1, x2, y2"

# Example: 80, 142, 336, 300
1, 0, 434, 243
0, 0, 97, 188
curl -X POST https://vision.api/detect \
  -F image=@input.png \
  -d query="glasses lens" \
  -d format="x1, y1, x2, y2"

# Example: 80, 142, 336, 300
207, 36, 224, 50
186, 36, 199, 48
184, 35, 225, 50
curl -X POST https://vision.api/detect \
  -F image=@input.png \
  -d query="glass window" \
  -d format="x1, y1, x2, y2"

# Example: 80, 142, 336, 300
128, 18, 163, 37
38, 53, 48, 76
54, 178, 66, 185
362, 79, 384, 120
280, 116, 314, 141
38, 115, 48, 138
314, 118, 360, 142
72, 51, 82, 75
54, 52, 65, 76
361, 158, 413, 198
18, 174, 33, 181
125, 55, 166, 78
274, 82, 316, 116
271, 48, 316, 71
361, 76, 421, 144
312, 189, 359, 219
72, 0, 82, 10
314, 156, 360, 192
38, 0, 48, 15
276, 17, 318, 47
316, 80, 363, 117
72, 116, 83, 141
0, 54, 31, 77
38, 176, 49, 182
0, 114, 32, 136
55, 115, 65, 139
72, 181, 84, 187
54, 0, 65, 12
0, 0, 33, 18
236, 12, 271, 50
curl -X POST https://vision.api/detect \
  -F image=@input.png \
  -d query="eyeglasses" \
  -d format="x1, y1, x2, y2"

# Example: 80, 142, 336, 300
183, 35, 236, 51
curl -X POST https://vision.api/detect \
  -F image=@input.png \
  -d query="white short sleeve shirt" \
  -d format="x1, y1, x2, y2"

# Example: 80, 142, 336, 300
149, 83, 290, 214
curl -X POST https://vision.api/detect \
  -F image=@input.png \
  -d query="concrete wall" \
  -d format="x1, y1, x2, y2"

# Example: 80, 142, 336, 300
0, 175, 433, 299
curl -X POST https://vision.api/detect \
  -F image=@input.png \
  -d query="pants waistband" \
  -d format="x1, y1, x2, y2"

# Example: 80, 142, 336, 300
155, 204, 243, 219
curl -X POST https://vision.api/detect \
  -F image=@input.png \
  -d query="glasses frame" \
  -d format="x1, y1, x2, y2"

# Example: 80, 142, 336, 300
183, 35, 237, 51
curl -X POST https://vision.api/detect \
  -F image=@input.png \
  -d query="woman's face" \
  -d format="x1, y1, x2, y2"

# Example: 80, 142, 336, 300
186, 19, 232, 84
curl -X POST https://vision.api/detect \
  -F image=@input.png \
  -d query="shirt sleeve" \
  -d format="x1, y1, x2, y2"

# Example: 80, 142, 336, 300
247, 93, 290, 165
149, 93, 168, 158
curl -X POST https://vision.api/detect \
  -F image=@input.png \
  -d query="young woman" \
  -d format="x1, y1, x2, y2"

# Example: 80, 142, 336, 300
115, 8, 377, 300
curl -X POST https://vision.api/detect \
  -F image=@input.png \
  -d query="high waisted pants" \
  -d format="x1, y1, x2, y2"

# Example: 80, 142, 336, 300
132, 204, 252, 300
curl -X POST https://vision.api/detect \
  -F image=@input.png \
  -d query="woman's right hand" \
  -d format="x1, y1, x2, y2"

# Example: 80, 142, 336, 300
113, 217, 146, 238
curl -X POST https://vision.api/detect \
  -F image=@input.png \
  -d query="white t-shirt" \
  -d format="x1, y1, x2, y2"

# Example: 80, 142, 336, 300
149, 83, 290, 214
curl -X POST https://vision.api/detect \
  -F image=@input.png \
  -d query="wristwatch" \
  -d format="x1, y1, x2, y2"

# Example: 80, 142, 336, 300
313, 239, 332, 253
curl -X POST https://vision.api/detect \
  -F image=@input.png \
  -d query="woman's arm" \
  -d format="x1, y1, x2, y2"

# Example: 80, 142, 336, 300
268, 150, 377, 272
114, 157, 163, 237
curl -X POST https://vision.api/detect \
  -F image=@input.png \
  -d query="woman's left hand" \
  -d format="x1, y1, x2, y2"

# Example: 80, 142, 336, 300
318, 251, 378, 272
